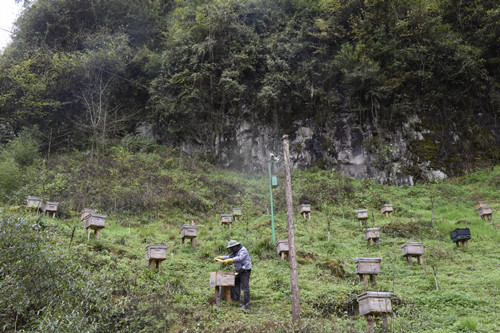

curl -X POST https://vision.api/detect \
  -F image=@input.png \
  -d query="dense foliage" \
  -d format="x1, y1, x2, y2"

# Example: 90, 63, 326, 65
0, 0, 498, 163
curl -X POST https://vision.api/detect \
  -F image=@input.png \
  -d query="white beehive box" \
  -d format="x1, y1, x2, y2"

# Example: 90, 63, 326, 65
180, 224, 198, 238
354, 258, 381, 275
232, 207, 242, 217
220, 214, 233, 223
478, 206, 492, 216
363, 228, 380, 240
145, 244, 168, 261
44, 201, 59, 212
276, 239, 289, 255
27, 196, 43, 209
357, 292, 393, 315
299, 204, 311, 214
209, 272, 235, 287
380, 204, 393, 214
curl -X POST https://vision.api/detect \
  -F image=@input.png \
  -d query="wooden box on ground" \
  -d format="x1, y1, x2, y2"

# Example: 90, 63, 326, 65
276, 239, 289, 259
84, 213, 107, 230
477, 206, 492, 216
145, 244, 168, 261
474, 201, 488, 211
354, 258, 381, 275
356, 209, 368, 219
380, 204, 393, 216
181, 224, 198, 238
80, 208, 98, 221
44, 201, 59, 218
209, 272, 235, 287
27, 196, 43, 209
400, 242, 424, 257
450, 228, 471, 243
357, 292, 393, 316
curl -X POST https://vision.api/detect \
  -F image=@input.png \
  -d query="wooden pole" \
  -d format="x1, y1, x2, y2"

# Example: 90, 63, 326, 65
282, 135, 301, 324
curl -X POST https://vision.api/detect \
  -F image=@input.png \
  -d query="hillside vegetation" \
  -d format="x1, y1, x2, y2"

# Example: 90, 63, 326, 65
1, 138, 499, 332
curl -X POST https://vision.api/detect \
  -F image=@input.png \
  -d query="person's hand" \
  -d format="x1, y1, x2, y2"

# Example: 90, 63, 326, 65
222, 259, 233, 265
214, 256, 224, 261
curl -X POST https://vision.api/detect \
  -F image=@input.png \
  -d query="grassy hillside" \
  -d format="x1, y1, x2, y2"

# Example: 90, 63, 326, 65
1, 142, 499, 332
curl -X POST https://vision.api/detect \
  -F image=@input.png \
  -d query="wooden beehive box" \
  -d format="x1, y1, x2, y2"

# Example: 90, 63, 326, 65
276, 239, 289, 255
44, 201, 59, 212
363, 228, 380, 240
80, 208, 98, 221
209, 272, 235, 287
357, 292, 393, 315
477, 205, 492, 216
450, 228, 471, 243
27, 196, 43, 209
220, 214, 233, 223
400, 242, 424, 256
145, 244, 168, 261
180, 224, 198, 238
83, 213, 107, 229
354, 258, 382, 275
232, 207, 242, 217
474, 201, 488, 211
380, 204, 393, 214
299, 204, 311, 214
356, 209, 368, 219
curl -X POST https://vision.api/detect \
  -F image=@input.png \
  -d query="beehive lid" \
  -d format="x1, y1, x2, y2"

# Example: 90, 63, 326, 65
46, 201, 59, 205
220, 214, 232, 217
277, 238, 288, 244
363, 228, 380, 232
400, 242, 423, 248
28, 196, 43, 201
84, 213, 107, 220
475, 201, 488, 204
381, 204, 393, 207
354, 258, 382, 264
145, 244, 168, 250
356, 291, 393, 302
356, 209, 368, 213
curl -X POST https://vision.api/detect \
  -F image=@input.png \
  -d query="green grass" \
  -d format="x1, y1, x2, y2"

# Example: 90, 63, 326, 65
1, 146, 499, 332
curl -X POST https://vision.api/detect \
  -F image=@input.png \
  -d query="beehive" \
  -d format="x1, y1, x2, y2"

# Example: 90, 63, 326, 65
299, 204, 311, 214
276, 239, 289, 259
84, 213, 107, 230
380, 204, 393, 216
356, 209, 368, 219
363, 228, 380, 240
357, 292, 393, 316
220, 214, 233, 224
474, 201, 488, 211
44, 201, 59, 218
145, 244, 168, 261
27, 196, 43, 209
354, 258, 381, 275
477, 206, 492, 216
450, 228, 471, 243
400, 242, 424, 257
80, 208, 98, 221
181, 224, 198, 238
232, 207, 242, 217
209, 272, 235, 287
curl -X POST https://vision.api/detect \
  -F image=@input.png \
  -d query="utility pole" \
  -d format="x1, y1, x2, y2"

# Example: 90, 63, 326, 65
282, 135, 301, 324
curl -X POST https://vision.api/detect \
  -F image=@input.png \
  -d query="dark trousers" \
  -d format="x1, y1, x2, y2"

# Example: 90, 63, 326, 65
231, 270, 251, 305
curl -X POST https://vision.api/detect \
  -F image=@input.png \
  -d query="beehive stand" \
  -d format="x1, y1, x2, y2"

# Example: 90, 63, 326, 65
357, 292, 392, 333
380, 204, 393, 217
477, 206, 493, 221
232, 208, 242, 222
300, 204, 311, 219
180, 224, 198, 247
276, 239, 289, 260
27, 196, 43, 216
146, 245, 168, 271
44, 201, 59, 219
210, 272, 235, 307
220, 214, 233, 228
83, 213, 107, 240
363, 228, 380, 246
401, 242, 424, 265
356, 210, 368, 228
354, 258, 381, 285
